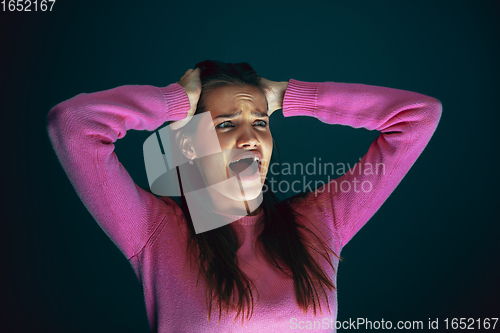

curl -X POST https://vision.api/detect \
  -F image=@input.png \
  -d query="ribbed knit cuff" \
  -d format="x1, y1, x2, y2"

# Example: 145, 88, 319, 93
158, 83, 191, 122
282, 79, 321, 118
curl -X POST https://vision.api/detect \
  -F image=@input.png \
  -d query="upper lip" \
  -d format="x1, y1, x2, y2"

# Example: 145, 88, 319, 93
228, 151, 262, 165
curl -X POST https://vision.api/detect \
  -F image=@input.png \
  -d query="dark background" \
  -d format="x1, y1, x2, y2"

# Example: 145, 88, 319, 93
1, 0, 499, 332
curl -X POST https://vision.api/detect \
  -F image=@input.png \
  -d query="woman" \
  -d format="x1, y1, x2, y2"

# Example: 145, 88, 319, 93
47, 60, 442, 332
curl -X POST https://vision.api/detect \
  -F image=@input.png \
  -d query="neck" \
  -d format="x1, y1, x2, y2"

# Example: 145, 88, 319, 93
205, 186, 262, 217
247, 205, 262, 216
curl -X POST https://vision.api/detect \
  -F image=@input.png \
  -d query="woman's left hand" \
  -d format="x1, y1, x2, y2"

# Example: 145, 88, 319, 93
260, 78, 288, 116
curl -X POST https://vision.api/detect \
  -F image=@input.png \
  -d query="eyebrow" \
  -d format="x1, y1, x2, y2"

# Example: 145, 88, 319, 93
214, 110, 269, 119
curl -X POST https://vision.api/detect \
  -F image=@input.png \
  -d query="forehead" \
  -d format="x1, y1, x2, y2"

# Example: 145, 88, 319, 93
205, 85, 267, 113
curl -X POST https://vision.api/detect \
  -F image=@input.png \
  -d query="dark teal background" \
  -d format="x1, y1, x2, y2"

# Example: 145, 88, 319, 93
1, 0, 499, 332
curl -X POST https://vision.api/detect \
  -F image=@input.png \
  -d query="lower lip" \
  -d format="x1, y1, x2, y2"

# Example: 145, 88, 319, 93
229, 162, 262, 182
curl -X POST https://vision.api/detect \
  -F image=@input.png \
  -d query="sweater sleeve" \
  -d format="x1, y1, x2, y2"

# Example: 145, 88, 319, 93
282, 79, 442, 249
46, 83, 191, 259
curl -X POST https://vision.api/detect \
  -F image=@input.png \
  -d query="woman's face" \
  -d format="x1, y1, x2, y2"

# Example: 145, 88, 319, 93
189, 85, 272, 206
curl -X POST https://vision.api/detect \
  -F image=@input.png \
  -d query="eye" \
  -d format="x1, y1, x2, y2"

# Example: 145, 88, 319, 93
215, 121, 234, 129
254, 120, 267, 127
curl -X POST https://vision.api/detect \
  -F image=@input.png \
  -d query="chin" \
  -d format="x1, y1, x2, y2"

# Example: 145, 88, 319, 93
223, 180, 264, 202
240, 187, 263, 201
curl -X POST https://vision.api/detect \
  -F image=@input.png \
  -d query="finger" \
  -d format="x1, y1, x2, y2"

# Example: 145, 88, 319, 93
191, 67, 201, 76
187, 68, 200, 77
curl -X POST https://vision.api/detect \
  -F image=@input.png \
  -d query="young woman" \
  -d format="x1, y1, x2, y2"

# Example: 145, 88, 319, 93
47, 60, 442, 332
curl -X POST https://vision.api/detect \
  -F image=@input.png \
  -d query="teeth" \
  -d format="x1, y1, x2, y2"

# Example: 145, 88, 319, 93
230, 155, 260, 165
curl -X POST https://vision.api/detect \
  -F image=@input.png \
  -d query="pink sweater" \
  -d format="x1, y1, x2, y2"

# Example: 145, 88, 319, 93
46, 79, 442, 332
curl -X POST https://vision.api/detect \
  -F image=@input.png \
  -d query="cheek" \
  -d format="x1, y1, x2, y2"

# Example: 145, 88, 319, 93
192, 124, 222, 157
262, 134, 273, 156
196, 154, 228, 187
205, 157, 225, 175
215, 133, 232, 151
215, 135, 235, 166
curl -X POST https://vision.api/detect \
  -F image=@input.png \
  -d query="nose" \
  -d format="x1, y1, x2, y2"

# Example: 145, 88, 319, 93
236, 128, 260, 149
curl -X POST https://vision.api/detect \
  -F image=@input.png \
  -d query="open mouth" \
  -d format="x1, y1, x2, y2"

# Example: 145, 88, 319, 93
228, 156, 261, 181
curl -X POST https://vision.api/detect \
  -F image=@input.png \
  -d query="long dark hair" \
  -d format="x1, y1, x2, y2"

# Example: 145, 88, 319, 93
175, 60, 339, 322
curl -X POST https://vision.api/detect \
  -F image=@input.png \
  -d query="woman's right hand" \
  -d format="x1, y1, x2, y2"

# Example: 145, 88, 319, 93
171, 68, 202, 130
260, 77, 288, 117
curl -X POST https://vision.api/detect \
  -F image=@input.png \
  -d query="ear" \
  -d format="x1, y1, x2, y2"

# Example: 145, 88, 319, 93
179, 133, 197, 161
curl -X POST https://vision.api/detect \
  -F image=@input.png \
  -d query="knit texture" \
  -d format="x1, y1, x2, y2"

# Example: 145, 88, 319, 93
47, 79, 441, 332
